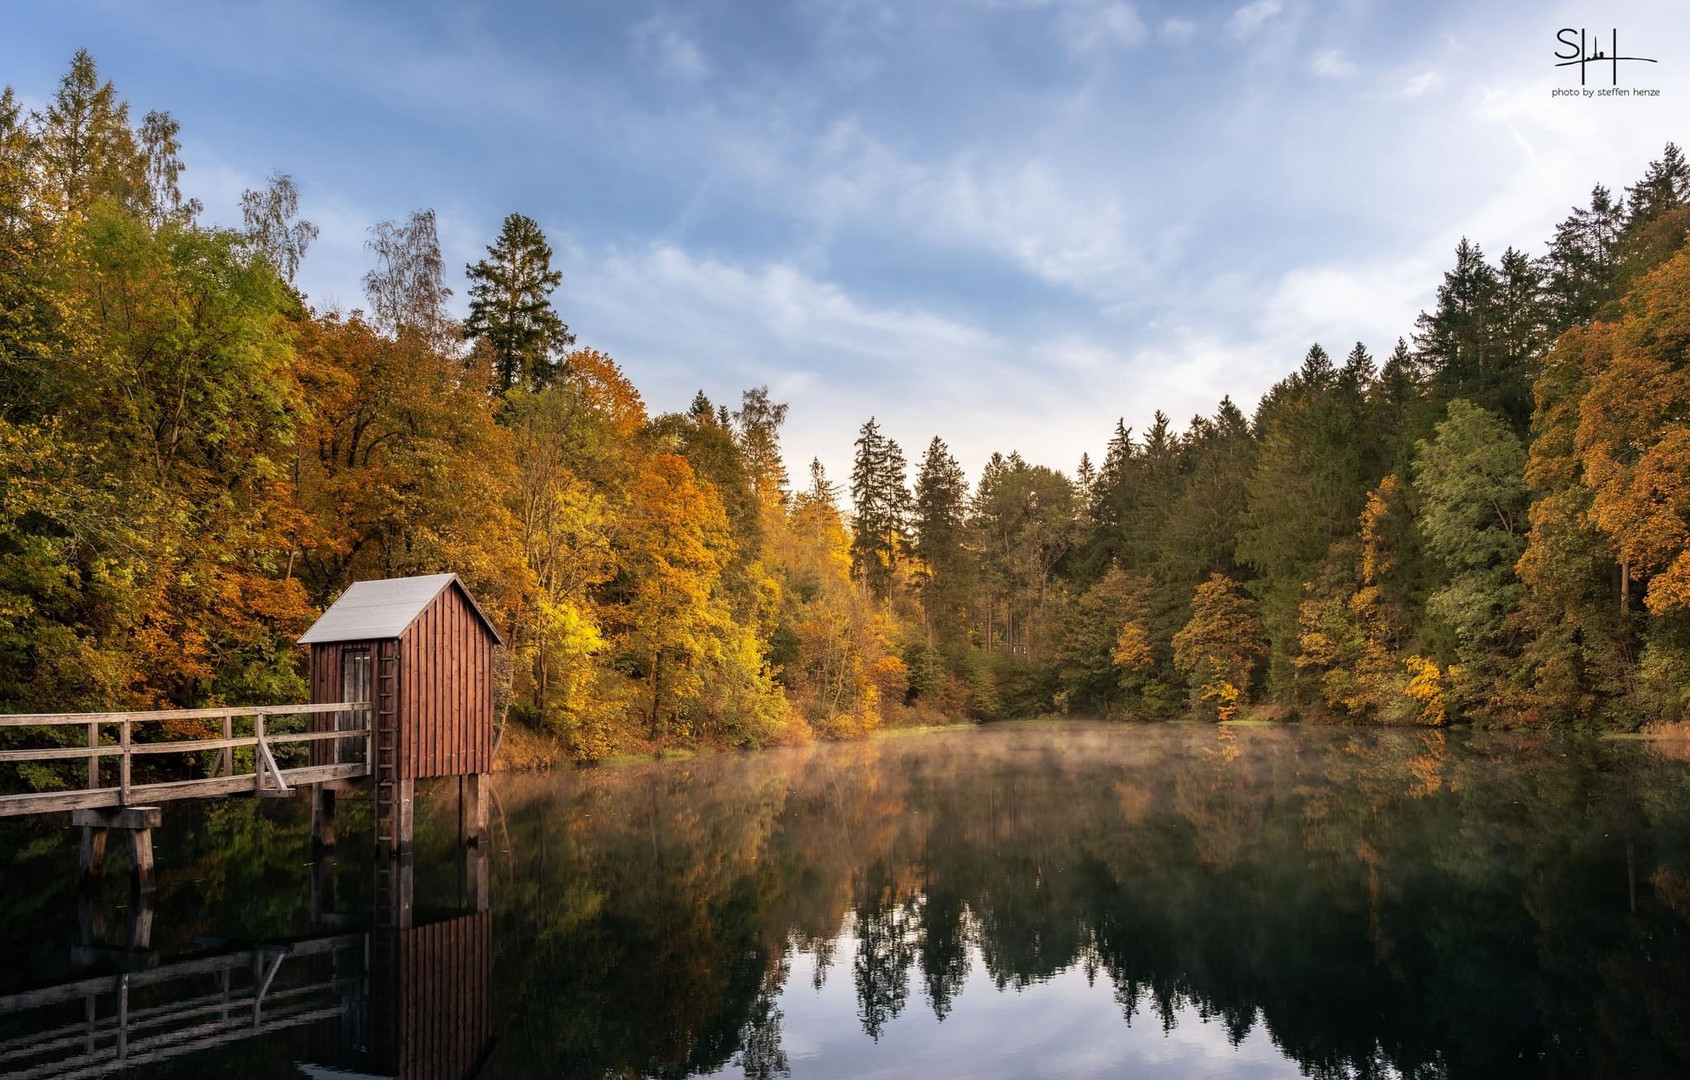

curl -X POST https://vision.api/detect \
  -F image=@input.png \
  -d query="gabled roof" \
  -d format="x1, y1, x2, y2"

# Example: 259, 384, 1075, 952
298, 573, 504, 645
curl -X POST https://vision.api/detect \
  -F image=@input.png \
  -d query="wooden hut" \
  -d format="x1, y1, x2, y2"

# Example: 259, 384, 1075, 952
299, 573, 502, 852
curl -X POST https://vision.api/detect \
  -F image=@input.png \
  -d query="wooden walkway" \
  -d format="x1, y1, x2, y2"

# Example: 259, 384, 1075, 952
0, 703, 372, 817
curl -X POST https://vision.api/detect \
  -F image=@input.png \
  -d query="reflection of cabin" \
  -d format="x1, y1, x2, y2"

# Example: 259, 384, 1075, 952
299, 573, 502, 852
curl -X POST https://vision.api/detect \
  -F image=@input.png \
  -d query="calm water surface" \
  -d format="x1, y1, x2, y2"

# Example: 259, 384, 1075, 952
4, 721, 1690, 1079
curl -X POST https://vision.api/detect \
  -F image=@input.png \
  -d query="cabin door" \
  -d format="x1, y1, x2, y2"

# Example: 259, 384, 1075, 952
340, 647, 372, 764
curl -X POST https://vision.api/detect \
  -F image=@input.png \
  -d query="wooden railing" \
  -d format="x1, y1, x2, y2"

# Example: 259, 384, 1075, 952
0, 933, 364, 1080
0, 703, 372, 817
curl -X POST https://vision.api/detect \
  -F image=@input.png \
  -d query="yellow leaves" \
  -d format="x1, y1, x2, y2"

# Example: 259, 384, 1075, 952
1174, 573, 1267, 720
1571, 248, 1690, 614
1112, 621, 1154, 672
1403, 655, 1446, 727
562, 348, 647, 439
1203, 680, 1243, 723
1646, 550, 1690, 615
1358, 475, 1400, 585
1405, 730, 1445, 799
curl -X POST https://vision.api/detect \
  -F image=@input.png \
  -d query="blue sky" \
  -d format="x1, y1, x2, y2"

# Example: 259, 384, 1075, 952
5, 0, 1685, 484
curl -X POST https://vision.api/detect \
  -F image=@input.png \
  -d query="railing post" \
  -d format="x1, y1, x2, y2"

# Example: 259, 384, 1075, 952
218, 711, 233, 777
365, 704, 374, 774
253, 713, 265, 792
86, 721, 98, 789
119, 719, 131, 806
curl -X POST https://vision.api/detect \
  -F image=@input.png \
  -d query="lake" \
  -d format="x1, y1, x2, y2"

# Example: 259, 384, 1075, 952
3, 720, 1690, 1078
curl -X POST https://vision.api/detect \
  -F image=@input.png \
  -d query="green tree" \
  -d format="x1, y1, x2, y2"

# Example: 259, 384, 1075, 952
850, 418, 910, 598
1414, 400, 1528, 702
31, 49, 145, 215
464, 212, 574, 392
913, 436, 970, 638
1237, 344, 1370, 693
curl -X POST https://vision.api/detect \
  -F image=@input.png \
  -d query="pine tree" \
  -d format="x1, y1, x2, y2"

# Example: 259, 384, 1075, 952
464, 212, 574, 392
914, 436, 969, 633
1416, 238, 1501, 413
1237, 344, 1370, 692
733, 386, 789, 503
800, 457, 840, 510
1541, 185, 1624, 334
850, 418, 910, 598
1624, 142, 1690, 232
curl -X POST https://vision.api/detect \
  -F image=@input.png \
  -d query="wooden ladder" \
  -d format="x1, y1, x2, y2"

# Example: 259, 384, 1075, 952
372, 641, 400, 850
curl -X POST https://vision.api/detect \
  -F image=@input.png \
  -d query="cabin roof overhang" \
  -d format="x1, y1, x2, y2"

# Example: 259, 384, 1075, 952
298, 573, 505, 646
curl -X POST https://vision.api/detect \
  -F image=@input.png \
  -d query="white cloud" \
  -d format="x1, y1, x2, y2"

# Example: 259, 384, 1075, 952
1160, 17, 1197, 42
556, 242, 1134, 481
1227, 0, 1283, 39
1058, 2, 1148, 53
630, 14, 707, 80
1309, 49, 1357, 79
1398, 70, 1442, 98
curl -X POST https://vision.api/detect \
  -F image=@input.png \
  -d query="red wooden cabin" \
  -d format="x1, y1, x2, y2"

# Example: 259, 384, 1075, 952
299, 573, 502, 851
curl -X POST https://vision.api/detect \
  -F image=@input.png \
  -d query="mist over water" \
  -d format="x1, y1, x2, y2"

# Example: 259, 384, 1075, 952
485, 722, 1690, 1079
4, 721, 1690, 1078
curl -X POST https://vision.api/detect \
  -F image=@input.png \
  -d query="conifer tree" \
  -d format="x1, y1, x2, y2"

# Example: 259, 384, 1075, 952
801, 457, 840, 510
1416, 238, 1501, 414
914, 436, 969, 632
1541, 185, 1625, 334
1624, 143, 1690, 232
850, 418, 910, 598
464, 212, 574, 392
733, 386, 790, 504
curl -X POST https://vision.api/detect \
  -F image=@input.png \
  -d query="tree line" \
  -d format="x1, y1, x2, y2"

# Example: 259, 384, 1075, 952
2, 53, 1688, 769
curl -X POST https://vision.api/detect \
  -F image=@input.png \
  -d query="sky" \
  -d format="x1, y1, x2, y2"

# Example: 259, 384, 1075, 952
4, 0, 1687, 486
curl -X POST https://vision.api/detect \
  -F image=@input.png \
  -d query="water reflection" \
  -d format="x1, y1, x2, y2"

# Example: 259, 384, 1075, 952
0, 836, 492, 1078
488, 722, 1690, 1079
2, 722, 1690, 1079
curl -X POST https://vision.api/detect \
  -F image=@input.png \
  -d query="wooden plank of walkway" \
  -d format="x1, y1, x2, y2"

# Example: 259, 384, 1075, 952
0, 703, 371, 817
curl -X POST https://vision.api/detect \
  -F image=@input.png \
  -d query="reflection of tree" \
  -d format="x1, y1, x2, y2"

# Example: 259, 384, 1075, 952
100, 721, 1674, 1080
737, 957, 792, 1080
852, 867, 917, 1040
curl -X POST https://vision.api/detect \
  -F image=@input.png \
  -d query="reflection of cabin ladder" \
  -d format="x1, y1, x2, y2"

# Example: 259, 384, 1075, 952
372, 641, 400, 849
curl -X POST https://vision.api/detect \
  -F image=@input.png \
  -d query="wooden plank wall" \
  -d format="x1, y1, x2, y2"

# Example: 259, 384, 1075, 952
309, 642, 346, 767
394, 911, 494, 1080
399, 584, 493, 780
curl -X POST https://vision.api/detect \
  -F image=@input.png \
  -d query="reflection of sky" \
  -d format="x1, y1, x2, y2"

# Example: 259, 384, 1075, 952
3, 2, 1686, 489
705, 927, 1317, 1080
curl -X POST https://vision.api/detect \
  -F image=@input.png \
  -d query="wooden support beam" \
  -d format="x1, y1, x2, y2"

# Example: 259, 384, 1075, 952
310, 786, 335, 850
79, 826, 107, 887
129, 826, 155, 893
72, 806, 162, 830
392, 777, 415, 855
463, 772, 490, 846
73, 806, 160, 893
463, 841, 489, 913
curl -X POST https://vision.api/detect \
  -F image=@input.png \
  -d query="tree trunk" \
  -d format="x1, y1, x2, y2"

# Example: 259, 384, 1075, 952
649, 651, 662, 739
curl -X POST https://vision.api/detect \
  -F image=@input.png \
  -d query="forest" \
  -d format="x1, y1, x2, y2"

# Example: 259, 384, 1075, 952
2, 51, 1689, 762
